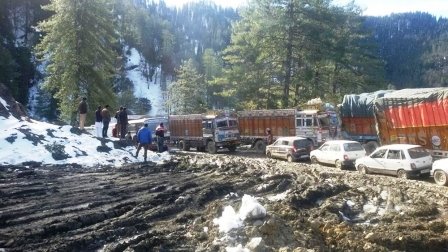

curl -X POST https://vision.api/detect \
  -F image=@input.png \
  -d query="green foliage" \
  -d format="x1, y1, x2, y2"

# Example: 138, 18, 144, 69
168, 59, 207, 114
221, 0, 386, 109
422, 24, 448, 87
35, 0, 119, 124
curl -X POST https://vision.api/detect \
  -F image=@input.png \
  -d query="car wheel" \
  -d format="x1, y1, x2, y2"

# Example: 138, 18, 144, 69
266, 151, 272, 158
358, 164, 368, 174
207, 141, 217, 154
397, 169, 409, 179
287, 155, 294, 163
433, 170, 448, 186
311, 156, 318, 164
335, 160, 343, 170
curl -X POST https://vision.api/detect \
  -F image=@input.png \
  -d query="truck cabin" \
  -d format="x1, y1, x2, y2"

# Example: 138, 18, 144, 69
296, 110, 339, 145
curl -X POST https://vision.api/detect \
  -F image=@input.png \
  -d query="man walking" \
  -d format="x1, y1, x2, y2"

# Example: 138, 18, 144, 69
101, 105, 111, 138
95, 106, 102, 137
78, 97, 88, 130
155, 122, 165, 153
135, 123, 152, 162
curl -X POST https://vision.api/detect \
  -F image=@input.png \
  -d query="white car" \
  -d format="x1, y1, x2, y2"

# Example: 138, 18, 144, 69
355, 144, 432, 179
310, 140, 366, 169
431, 158, 448, 186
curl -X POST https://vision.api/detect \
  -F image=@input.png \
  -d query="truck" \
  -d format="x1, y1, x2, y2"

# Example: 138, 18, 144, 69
373, 88, 448, 158
237, 109, 296, 151
340, 90, 392, 154
169, 111, 240, 153
238, 103, 339, 152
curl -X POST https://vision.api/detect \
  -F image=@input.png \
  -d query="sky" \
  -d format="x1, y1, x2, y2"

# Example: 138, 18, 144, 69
163, 0, 448, 18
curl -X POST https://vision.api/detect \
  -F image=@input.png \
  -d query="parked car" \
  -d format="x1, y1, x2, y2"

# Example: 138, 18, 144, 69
431, 158, 448, 186
355, 144, 432, 179
310, 140, 366, 169
266, 136, 313, 162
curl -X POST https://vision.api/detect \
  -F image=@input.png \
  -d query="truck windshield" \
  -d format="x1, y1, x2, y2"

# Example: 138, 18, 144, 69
216, 118, 238, 128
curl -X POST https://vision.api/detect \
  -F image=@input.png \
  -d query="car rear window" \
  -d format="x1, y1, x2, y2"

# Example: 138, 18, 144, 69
408, 147, 430, 159
294, 140, 310, 148
343, 142, 364, 151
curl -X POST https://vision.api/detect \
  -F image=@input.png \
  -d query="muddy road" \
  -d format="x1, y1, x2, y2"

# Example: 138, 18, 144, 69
1, 151, 448, 252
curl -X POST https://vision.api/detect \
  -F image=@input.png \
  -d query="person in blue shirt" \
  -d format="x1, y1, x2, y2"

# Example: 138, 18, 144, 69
135, 123, 152, 162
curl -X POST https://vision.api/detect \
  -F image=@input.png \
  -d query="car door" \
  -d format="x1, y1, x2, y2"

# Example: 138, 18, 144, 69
383, 149, 405, 175
366, 148, 387, 173
270, 140, 281, 158
328, 143, 340, 164
316, 143, 330, 163
277, 140, 290, 159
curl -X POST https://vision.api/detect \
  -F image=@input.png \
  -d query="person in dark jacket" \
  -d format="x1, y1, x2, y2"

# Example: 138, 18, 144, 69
135, 123, 152, 162
78, 97, 88, 130
119, 107, 129, 139
101, 105, 111, 138
95, 106, 102, 137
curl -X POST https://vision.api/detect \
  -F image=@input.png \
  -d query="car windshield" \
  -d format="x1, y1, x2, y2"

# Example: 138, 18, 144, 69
294, 139, 310, 148
343, 142, 364, 151
408, 147, 430, 159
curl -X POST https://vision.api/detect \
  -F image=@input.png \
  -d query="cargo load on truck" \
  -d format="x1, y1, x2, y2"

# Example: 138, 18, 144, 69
374, 88, 448, 158
237, 109, 296, 152
169, 111, 240, 153
340, 90, 392, 153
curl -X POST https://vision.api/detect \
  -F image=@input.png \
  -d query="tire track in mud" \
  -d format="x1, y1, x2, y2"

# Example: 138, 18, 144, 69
1, 152, 448, 251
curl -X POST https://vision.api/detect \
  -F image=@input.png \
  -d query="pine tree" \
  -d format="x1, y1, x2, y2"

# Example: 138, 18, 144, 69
35, 0, 118, 124
168, 59, 206, 114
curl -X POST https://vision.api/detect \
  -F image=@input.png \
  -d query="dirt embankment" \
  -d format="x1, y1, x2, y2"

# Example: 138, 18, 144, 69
1, 151, 448, 252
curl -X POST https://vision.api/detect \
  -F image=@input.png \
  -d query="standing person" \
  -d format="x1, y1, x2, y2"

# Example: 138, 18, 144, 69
119, 107, 129, 139
155, 122, 165, 153
78, 97, 88, 130
135, 123, 152, 162
266, 128, 273, 145
94, 106, 103, 137
114, 107, 123, 138
101, 105, 111, 138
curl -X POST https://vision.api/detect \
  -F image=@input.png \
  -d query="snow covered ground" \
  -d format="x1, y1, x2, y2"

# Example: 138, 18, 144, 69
0, 97, 170, 167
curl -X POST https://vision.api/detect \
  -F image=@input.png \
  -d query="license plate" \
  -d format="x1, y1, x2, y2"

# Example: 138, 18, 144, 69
420, 169, 430, 174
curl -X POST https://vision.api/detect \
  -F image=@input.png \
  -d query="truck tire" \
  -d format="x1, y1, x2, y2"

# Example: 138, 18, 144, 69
254, 140, 266, 153
228, 146, 237, 152
364, 141, 378, 155
179, 140, 190, 151
433, 170, 448, 186
207, 141, 217, 154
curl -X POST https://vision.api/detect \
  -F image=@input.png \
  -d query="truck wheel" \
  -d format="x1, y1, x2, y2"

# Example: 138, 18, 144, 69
179, 140, 190, 151
254, 140, 266, 153
397, 169, 409, 179
364, 141, 378, 155
433, 170, 448, 186
207, 141, 217, 154
228, 146, 237, 152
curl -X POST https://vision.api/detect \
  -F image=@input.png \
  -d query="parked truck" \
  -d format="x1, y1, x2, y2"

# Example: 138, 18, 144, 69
373, 88, 448, 158
169, 111, 240, 153
238, 103, 339, 152
340, 90, 392, 154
